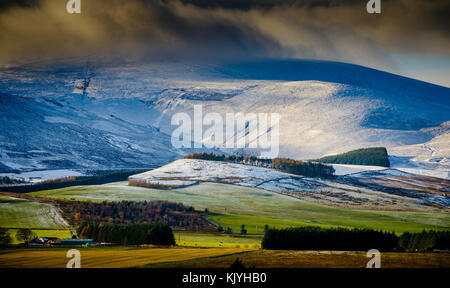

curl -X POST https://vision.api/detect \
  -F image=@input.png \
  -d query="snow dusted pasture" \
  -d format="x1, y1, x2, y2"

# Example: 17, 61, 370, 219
130, 159, 449, 209
0, 169, 85, 183
130, 159, 304, 191
389, 129, 450, 180
331, 164, 387, 176
0, 195, 68, 229
31, 182, 450, 233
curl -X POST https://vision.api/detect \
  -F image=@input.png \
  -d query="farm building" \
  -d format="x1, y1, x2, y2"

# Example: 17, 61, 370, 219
40, 237, 60, 244
61, 239, 94, 246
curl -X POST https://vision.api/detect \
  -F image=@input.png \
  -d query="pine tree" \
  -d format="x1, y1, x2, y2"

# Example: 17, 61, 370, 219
16, 228, 36, 243
0, 228, 12, 247
240, 224, 247, 235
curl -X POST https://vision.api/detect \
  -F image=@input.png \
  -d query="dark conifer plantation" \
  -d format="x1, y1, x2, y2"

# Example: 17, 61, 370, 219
77, 222, 176, 246
262, 227, 450, 251
315, 147, 390, 167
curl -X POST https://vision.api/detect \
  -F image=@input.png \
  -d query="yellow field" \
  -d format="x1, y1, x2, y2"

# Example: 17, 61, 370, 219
175, 232, 262, 248
1, 247, 448, 268
148, 250, 450, 268
8, 229, 72, 244
0, 247, 253, 268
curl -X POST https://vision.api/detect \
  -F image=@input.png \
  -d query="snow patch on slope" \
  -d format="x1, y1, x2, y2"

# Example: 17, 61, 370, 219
130, 159, 450, 209
331, 164, 387, 176
1, 59, 449, 173
389, 127, 450, 179
130, 159, 304, 191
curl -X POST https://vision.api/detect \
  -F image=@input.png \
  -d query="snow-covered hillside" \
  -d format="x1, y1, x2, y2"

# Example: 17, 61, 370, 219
0, 92, 183, 172
388, 122, 450, 179
130, 158, 309, 191
130, 159, 449, 209
330, 164, 387, 176
0, 59, 449, 174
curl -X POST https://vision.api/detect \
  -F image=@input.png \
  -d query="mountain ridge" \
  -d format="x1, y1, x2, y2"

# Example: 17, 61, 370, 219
1, 59, 448, 174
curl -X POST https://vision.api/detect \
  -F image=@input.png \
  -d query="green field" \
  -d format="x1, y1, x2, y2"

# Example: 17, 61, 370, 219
6, 229, 72, 244
207, 212, 450, 235
0, 195, 68, 229
29, 182, 450, 234
175, 232, 262, 248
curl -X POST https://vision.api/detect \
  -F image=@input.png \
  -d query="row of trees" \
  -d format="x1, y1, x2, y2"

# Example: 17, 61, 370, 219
1, 169, 150, 193
272, 158, 335, 178
217, 224, 270, 235
0, 176, 28, 185
185, 153, 267, 164
217, 224, 248, 234
58, 200, 210, 229
315, 147, 391, 167
185, 153, 232, 161
399, 230, 450, 250
0, 228, 37, 247
262, 227, 398, 251
0, 228, 12, 247
76, 222, 176, 245
184, 153, 335, 178
262, 227, 450, 251
128, 179, 187, 189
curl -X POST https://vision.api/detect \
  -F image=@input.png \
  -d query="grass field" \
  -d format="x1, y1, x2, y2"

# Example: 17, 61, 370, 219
7, 229, 72, 244
0, 246, 447, 268
146, 250, 450, 268
0, 195, 68, 229
0, 247, 253, 268
175, 232, 262, 248
207, 212, 450, 235
30, 182, 450, 234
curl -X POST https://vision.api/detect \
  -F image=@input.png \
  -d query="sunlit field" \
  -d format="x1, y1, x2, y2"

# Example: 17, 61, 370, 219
175, 232, 262, 248
0, 195, 67, 229
146, 250, 450, 268
31, 182, 450, 233
0, 247, 253, 268
7, 229, 72, 244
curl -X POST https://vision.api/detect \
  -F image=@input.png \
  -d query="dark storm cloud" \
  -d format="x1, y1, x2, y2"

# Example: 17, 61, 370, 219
0, 0, 449, 72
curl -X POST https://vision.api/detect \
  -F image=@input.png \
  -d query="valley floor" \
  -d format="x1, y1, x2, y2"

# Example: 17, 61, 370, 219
1, 171, 448, 269
0, 247, 447, 268
0, 247, 253, 268
146, 250, 450, 268
30, 182, 450, 234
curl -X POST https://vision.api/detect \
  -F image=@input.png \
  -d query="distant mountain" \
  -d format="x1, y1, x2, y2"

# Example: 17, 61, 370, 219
0, 59, 448, 173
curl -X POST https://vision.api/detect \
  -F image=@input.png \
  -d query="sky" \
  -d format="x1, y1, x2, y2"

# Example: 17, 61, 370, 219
0, 0, 449, 87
